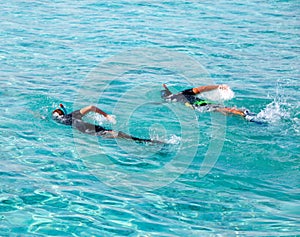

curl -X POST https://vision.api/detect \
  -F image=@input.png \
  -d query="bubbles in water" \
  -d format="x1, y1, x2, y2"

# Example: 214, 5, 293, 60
166, 135, 181, 145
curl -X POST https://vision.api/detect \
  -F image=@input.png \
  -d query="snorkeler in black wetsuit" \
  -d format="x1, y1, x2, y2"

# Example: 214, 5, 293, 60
52, 104, 163, 144
161, 84, 255, 119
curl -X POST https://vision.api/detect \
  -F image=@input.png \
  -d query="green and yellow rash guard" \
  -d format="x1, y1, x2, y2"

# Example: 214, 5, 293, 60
162, 88, 212, 108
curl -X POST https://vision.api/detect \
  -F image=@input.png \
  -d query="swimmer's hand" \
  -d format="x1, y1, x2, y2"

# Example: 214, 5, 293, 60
218, 84, 229, 90
106, 115, 116, 124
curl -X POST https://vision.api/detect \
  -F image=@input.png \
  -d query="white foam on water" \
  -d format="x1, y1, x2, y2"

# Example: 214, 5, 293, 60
256, 98, 290, 124
88, 113, 116, 125
149, 134, 181, 145
166, 135, 181, 145
200, 87, 235, 102
292, 117, 300, 134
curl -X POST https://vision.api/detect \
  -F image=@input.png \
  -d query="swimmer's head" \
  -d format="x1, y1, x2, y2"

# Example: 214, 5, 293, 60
52, 109, 65, 119
52, 104, 67, 119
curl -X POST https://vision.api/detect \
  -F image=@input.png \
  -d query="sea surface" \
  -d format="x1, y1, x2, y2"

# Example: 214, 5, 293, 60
0, 0, 299, 236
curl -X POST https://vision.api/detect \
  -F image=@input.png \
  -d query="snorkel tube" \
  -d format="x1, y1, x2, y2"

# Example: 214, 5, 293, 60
60, 103, 67, 115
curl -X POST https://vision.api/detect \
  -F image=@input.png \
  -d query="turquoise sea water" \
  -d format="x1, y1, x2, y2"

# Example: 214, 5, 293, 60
1, 0, 299, 236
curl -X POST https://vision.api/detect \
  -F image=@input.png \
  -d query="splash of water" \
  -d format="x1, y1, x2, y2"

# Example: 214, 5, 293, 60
200, 87, 235, 102
256, 97, 290, 124
88, 113, 116, 125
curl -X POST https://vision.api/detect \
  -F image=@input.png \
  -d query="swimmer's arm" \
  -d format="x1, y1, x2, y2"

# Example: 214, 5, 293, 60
162, 83, 175, 98
192, 84, 228, 94
80, 105, 108, 117
163, 84, 173, 94
80, 105, 116, 124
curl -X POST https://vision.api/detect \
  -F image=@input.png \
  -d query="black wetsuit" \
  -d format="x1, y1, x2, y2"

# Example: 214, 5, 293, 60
54, 110, 158, 143
54, 110, 109, 136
